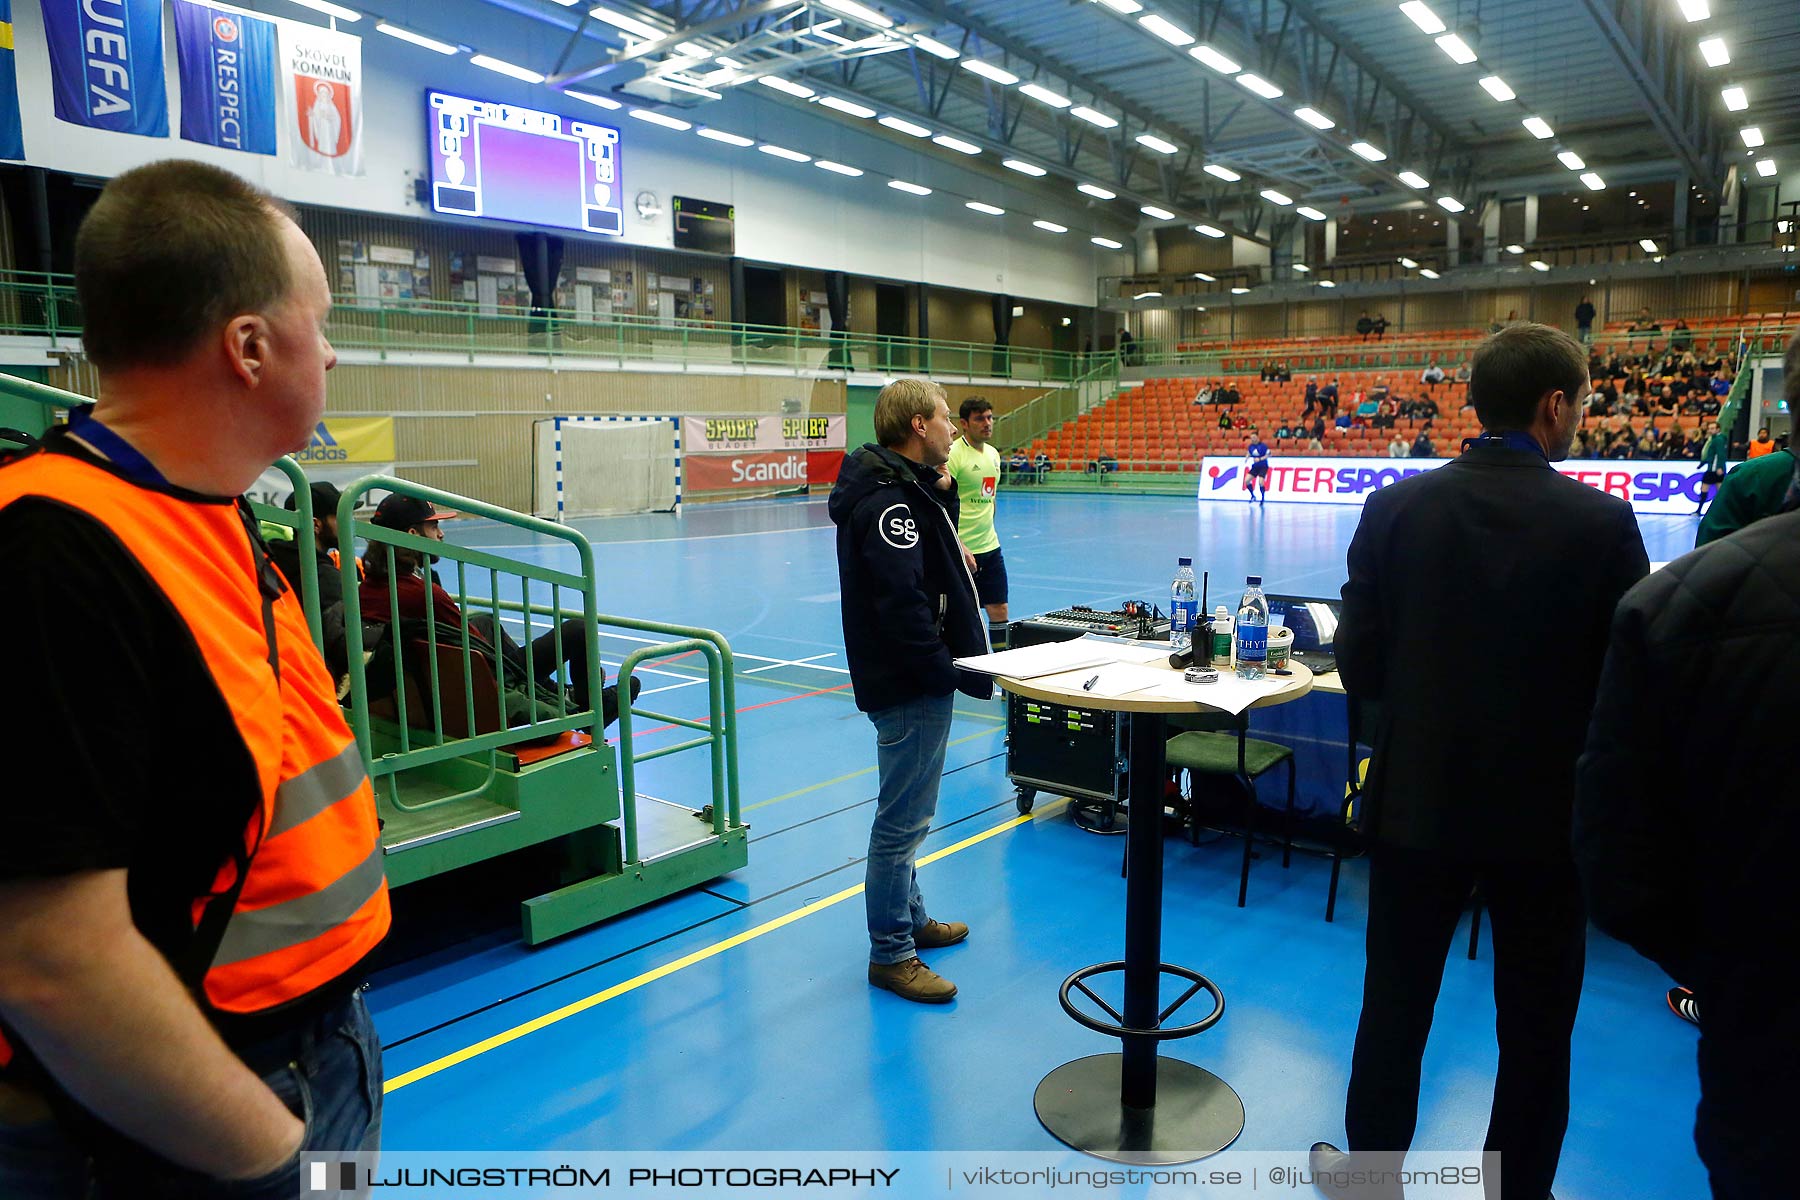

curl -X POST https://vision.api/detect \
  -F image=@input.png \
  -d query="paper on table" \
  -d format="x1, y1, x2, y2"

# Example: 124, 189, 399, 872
1134, 671, 1289, 714
1031, 662, 1176, 699
953, 634, 1128, 679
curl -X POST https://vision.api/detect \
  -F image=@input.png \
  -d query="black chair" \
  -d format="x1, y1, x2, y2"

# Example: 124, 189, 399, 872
1165, 711, 1297, 907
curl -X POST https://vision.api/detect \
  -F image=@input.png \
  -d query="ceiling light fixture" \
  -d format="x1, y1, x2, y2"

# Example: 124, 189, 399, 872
1698, 37, 1730, 66
1558, 149, 1586, 169
1722, 85, 1748, 111
1398, 256, 1419, 268
1078, 183, 1117, 199
817, 0, 893, 29
1754, 158, 1777, 177
912, 35, 960, 60
1319, 279, 1336, 287
819, 95, 876, 118
1002, 159, 1047, 176
1260, 188, 1293, 205
1292, 263, 1311, 273
1639, 238, 1660, 253
470, 54, 544, 83
1530, 260, 1551, 271
959, 59, 1019, 85
1091, 236, 1124, 249
1195, 223, 1226, 238
1138, 14, 1195, 45
1296, 206, 1327, 221
1203, 163, 1242, 181
1398, 1, 1447, 34
1419, 268, 1440, 279
589, 5, 661, 38
815, 160, 864, 176
1194, 272, 1216, 281
887, 180, 931, 195
1522, 116, 1554, 139
966, 201, 1005, 215
1189, 44, 1241, 74
1435, 34, 1477, 64
1237, 73, 1284, 99
757, 144, 810, 161
1677, 0, 1710, 20
1436, 196, 1465, 212
1741, 126, 1765, 147
758, 76, 816, 97
696, 128, 754, 146
285, 0, 361, 19
1505, 243, 1525, 253
1350, 141, 1388, 161
1135, 133, 1179, 154
1580, 171, 1605, 190
1478, 75, 1515, 101
1396, 170, 1430, 189
1071, 106, 1119, 129
1231, 286, 1250, 294
1140, 204, 1174, 220
1033, 220, 1068, 233
567, 89, 623, 110
878, 115, 931, 137
932, 134, 981, 155
1095, 0, 1144, 11
1294, 106, 1335, 129
1133, 291, 1162, 300
376, 23, 456, 53
1018, 83, 1073, 108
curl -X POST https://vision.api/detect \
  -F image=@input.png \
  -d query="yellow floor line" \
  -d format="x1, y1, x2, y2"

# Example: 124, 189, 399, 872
741, 726, 1004, 814
383, 795, 1070, 1094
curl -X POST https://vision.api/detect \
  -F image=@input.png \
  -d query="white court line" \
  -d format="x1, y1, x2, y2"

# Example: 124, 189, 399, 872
640, 679, 713, 697
742, 653, 837, 675
591, 629, 853, 675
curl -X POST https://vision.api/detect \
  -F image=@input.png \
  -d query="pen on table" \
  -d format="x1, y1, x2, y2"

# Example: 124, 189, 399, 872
1081, 673, 1100, 691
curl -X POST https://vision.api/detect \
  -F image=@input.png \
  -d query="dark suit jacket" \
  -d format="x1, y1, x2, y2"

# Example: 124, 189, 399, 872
1337, 443, 1648, 862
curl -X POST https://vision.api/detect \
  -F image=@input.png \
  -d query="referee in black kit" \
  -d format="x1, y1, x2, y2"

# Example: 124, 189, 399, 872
1310, 322, 1648, 1200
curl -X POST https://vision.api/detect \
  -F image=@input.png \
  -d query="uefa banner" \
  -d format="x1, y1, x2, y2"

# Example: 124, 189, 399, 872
280, 20, 361, 175
682, 414, 847, 454
43, 0, 169, 137
1197, 454, 1744, 516
173, 0, 278, 155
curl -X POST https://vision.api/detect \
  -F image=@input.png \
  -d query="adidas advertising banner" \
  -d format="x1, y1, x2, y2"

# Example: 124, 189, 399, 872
280, 19, 360, 175
246, 419, 396, 509
173, 0, 278, 156
1, 0, 24, 160
1198, 453, 1744, 516
43, 0, 170, 138
681, 414, 847, 454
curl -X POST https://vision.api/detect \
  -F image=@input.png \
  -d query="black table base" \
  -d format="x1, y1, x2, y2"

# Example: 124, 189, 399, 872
1034, 1053, 1245, 1164
1035, 710, 1245, 1165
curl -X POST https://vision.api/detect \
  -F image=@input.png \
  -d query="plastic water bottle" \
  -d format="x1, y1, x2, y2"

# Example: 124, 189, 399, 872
1235, 575, 1269, 680
1170, 557, 1198, 654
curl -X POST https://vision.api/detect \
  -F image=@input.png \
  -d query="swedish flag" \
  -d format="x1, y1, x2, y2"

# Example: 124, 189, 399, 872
0, 0, 21, 161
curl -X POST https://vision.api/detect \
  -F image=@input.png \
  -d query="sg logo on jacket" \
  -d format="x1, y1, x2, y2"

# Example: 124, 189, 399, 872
878, 503, 919, 548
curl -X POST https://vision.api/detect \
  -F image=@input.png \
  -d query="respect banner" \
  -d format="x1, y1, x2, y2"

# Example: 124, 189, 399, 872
174, 0, 278, 155
280, 19, 360, 175
43, 0, 169, 137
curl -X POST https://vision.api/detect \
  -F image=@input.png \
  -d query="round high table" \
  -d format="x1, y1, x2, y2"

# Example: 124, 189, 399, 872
999, 658, 1313, 1164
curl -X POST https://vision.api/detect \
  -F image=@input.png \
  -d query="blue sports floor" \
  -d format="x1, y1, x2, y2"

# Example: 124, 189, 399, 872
366, 492, 1708, 1197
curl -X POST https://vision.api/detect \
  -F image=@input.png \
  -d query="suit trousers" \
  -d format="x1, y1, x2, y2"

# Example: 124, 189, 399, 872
1345, 846, 1586, 1200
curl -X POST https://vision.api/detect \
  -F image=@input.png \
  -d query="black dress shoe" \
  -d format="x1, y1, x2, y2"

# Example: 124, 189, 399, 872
1307, 1143, 1403, 1200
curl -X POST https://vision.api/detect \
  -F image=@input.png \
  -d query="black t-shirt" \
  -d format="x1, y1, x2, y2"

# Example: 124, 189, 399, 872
0, 452, 264, 992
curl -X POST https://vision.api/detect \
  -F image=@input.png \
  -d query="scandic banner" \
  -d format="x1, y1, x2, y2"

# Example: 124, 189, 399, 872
685, 451, 808, 493
682, 414, 846, 454
1197, 454, 1745, 516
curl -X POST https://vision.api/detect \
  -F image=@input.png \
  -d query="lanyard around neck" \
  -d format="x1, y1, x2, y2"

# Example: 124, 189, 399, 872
68, 408, 170, 487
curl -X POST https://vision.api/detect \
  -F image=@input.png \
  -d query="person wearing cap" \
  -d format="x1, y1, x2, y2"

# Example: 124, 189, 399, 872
267, 480, 359, 614
0, 162, 388, 1197
360, 494, 636, 727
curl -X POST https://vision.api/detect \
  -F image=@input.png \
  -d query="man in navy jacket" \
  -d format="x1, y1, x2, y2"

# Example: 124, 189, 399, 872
830, 379, 991, 1003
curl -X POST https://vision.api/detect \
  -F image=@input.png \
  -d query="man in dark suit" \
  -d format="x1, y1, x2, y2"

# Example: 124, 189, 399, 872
1311, 322, 1649, 1200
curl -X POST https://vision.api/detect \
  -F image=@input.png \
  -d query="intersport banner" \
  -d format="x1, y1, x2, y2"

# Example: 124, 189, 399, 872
280, 20, 360, 175
1197, 454, 1744, 516
682, 414, 847, 454
43, 0, 170, 137
174, 0, 278, 156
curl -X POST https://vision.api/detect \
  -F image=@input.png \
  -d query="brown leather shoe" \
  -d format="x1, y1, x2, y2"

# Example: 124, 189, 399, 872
868, 957, 957, 1003
914, 918, 969, 949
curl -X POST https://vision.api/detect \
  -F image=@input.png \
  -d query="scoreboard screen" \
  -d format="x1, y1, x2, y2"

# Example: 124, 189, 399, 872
426, 90, 625, 236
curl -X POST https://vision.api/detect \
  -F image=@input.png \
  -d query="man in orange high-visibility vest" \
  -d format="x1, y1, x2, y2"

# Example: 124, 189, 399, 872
0, 161, 389, 1198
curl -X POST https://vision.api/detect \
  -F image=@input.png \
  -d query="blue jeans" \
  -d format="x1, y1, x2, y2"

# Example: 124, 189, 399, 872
0, 991, 382, 1199
865, 691, 954, 965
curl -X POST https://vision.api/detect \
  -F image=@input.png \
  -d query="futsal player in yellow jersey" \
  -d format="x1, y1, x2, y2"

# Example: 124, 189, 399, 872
945, 396, 1008, 649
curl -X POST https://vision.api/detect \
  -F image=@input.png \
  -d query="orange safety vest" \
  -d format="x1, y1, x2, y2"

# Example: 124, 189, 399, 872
0, 450, 390, 1032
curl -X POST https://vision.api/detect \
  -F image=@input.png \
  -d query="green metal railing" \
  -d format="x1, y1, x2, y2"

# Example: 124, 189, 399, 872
999, 355, 1123, 455
0, 272, 1097, 384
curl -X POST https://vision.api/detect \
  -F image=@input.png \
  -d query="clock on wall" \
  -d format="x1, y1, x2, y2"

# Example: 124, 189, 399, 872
635, 190, 662, 219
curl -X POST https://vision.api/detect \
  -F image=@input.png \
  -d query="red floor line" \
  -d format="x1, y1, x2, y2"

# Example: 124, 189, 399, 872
628, 682, 855, 739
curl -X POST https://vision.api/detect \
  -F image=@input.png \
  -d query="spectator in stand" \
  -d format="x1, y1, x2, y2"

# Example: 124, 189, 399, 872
1637, 426, 1663, 459
1259, 361, 1274, 382
1117, 328, 1137, 365
1303, 377, 1320, 417
1628, 306, 1658, 333
1032, 451, 1052, 482
1371, 377, 1391, 401
1609, 422, 1637, 460
1007, 449, 1030, 483
1748, 427, 1777, 459
1592, 377, 1618, 413
1353, 391, 1379, 426
1373, 396, 1399, 430
1194, 383, 1215, 406
1410, 424, 1436, 458
1421, 360, 1446, 387
1275, 421, 1295, 442
1573, 429, 1594, 459
1233, 412, 1251, 431
1319, 378, 1341, 419
1311, 414, 1328, 446
1664, 427, 1688, 459
1276, 361, 1293, 383
1388, 433, 1411, 459
1669, 317, 1693, 352
1710, 369, 1733, 398
1372, 312, 1391, 341
1454, 360, 1472, 385
1575, 296, 1597, 342
1219, 409, 1235, 431
1224, 382, 1243, 406
1653, 389, 1679, 419
1414, 394, 1440, 422
1356, 311, 1375, 341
